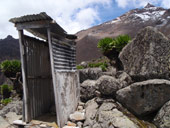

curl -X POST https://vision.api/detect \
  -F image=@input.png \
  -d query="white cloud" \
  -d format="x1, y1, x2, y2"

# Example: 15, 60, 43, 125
115, 0, 170, 9
161, 0, 170, 9
0, 0, 112, 38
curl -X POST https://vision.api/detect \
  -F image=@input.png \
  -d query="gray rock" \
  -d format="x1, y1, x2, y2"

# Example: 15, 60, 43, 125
5, 112, 22, 124
79, 61, 88, 68
77, 122, 83, 128
0, 99, 22, 117
0, 116, 10, 128
79, 68, 103, 83
84, 98, 156, 128
69, 111, 85, 122
119, 26, 170, 81
80, 80, 97, 102
116, 79, 170, 116
153, 100, 170, 128
96, 108, 139, 128
115, 71, 133, 87
83, 98, 99, 127
95, 75, 122, 97
63, 126, 79, 128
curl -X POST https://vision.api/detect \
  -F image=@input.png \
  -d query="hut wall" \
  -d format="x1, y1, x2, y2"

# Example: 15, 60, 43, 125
24, 36, 54, 120
55, 72, 79, 127
51, 38, 79, 127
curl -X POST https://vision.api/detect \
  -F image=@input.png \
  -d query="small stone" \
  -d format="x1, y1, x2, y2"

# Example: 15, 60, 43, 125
63, 126, 79, 128
78, 102, 85, 107
69, 111, 85, 122
77, 106, 83, 111
95, 90, 101, 97
39, 124, 47, 128
67, 121, 76, 126
77, 122, 83, 128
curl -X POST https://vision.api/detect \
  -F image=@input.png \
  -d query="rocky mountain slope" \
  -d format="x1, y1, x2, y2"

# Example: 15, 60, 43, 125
0, 35, 20, 62
76, 3, 170, 63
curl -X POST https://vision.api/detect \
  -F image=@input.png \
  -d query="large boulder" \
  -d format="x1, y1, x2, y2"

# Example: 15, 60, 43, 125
119, 26, 170, 81
95, 75, 122, 97
80, 80, 97, 102
116, 79, 170, 116
153, 100, 170, 128
79, 68, 103, 83
83, 98, 156, 128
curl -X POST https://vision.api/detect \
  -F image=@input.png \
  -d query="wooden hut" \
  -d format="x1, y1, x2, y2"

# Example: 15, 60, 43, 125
9, 12, 79, 127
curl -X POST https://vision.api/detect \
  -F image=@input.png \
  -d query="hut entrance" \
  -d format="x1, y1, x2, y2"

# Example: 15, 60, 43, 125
10, 12, 80, 128
23, 36, 56, 121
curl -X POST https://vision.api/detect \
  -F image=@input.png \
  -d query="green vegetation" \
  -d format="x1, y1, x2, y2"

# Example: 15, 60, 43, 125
76, 65, 85, 69
77, 60, 108, 72
1, 84, 12, 99
97, 37, 113, 53
88, 62, 108, 71
0, 60, 21, 77
1, 98, 12, 105
97, 35, 131, 53
111, 35, 131, 52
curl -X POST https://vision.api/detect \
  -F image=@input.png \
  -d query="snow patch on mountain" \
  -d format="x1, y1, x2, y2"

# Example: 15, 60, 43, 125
144, 7, 158, 11
157, 19, 168, 27
105, 17, 121, 25
134, 10, 166, 21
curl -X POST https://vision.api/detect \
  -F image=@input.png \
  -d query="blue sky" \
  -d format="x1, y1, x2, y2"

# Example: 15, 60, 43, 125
0, 0, 169, 39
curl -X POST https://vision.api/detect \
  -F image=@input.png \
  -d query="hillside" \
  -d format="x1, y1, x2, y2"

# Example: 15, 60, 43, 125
76, 3, 170, 63
0, 35, 20, 84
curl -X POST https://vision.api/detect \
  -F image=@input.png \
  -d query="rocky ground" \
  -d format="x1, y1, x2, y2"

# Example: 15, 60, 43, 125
0, 96, 22, 128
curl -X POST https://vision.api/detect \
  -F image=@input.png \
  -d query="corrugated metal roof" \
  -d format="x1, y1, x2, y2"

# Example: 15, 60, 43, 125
9, 12, 77, 40
9, 12, 52, 23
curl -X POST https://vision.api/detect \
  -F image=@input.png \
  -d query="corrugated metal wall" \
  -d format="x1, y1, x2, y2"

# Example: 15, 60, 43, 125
24, 36, 54, 119
52, 38, 76, 71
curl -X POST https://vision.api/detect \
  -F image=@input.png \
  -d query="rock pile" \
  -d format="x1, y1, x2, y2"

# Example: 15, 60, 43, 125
63, 26, 170, 128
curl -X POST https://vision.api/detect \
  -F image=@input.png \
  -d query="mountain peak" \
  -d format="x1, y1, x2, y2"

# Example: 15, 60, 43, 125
144, 3, 155, 8
5, 35, 14, 40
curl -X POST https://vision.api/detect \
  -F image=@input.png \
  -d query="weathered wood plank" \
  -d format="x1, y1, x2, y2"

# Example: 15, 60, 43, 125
47, 28, 61, 127
18, 30, 31, 122
16, 21, 50, 30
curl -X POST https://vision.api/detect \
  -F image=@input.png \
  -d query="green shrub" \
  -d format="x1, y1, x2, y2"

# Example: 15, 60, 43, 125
76, 65, 84, 69
100, 64, 107, 71
97, 37, 113, 53
0, 60, 21, 77
1, 98, 12, 105
1, 84, 12, 99
111, 35, 131, 52
97, 35, 131, 53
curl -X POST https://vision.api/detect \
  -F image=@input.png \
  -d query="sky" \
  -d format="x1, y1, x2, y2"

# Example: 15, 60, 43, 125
0, 0, 170, 39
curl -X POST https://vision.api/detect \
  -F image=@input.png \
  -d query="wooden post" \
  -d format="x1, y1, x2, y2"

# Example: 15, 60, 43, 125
18, 30, 31, 122
47, 28, 61, 128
